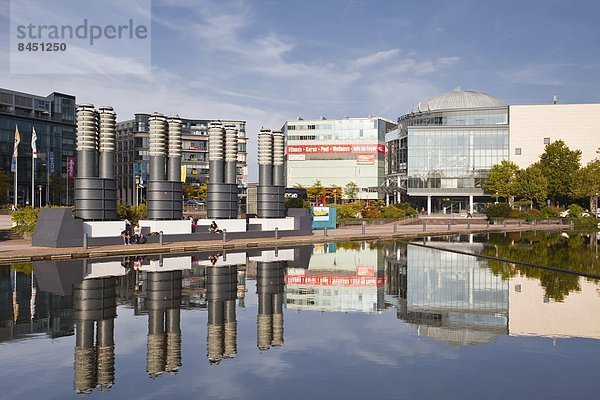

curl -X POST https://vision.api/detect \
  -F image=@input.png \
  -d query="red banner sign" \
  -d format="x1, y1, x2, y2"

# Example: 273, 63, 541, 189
286, 144, 386, 155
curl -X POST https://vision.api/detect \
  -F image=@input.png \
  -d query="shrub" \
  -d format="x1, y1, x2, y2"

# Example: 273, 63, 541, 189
540, 205, 560, 218
525, 208, 542, 221
363, 206, 381, 219
11, 207, 40, 234
336, 202, 365, 219
508, 209, 524, 219
484, 203, 511, 219
285, 197, 306, 209
568, 204, 585, 217
117, 203, 147, 224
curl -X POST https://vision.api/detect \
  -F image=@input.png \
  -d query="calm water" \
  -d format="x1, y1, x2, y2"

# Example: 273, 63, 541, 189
1, 233, 600, 399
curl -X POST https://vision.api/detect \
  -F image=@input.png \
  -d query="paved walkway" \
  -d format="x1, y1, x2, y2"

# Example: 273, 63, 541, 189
0, 218, 569, 265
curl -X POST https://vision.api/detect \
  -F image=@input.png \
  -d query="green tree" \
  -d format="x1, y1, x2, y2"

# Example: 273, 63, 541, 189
538, 140, 581, 205
344, 181, 359, 201
326, 185, 343, 204
514, 163, 548, 207
483, 160, 520, 204
0, 168, 9, 203
572, 159, 600, 212
307, 180, 326, 204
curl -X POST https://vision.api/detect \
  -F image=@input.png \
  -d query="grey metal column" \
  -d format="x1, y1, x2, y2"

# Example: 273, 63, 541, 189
224, 124, 238, 184
258, 129, 285, 218
98, 107, 116, 180
147, 113, 170, 220
167, 116, 183, 220
208, 122, 237, 219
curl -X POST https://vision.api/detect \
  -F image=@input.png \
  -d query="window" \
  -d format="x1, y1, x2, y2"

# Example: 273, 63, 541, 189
544, 137, 550, 144
515, 148, 522, 155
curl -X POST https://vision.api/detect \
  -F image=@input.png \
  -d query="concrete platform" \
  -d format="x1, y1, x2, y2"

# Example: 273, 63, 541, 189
0, 219, 570, 265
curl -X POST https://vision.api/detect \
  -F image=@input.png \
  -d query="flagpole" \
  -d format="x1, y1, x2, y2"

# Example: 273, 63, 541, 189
31, 153, 35, 208
13, 158, 17, 209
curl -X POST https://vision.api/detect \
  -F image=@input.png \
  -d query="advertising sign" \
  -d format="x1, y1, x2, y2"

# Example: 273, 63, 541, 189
288, 154, 306, 161
313, 206, 330, 221
49, 151, 55, 174
356, 154, 375, 165
286, 144, 386, 155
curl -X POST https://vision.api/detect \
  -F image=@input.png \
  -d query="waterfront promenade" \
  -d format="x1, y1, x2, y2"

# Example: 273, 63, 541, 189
0, 214, 569, 265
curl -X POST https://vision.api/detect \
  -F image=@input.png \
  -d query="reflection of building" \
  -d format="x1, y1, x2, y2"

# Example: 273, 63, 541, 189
392, 244, 509, 346
0, 87, 76, 206
73, 261, 119, 394
509, 275, 600, 340
205, 259, 238, 363
115, 115, 247, 205
286, 243, 385, 313
283, 117, 396, 200
144, 257, 183, 378
256, 260, 285, 350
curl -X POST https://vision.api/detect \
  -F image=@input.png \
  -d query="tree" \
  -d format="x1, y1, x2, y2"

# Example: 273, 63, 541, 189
0, 168, 9, 203
483, 160, 519, 204
307, 180, 326, 204
344, 182, 359, 201
572, 159, 600, 211
183, 183, 208, 200
514, 163, 548, 208
327, 185, 343, 204
538, 140, 581, 205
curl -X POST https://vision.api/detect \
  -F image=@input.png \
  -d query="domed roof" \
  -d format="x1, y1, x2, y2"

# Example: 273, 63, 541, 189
412, 87, 506, 113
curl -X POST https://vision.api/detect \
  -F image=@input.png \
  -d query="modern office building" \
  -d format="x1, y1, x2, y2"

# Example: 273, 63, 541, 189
386, 88, 509, 213
283, 117, 396, 201
0, 88, 76, 206
115, 114, 247, 205
509, 103, 600, 169
386, 88, 600, 214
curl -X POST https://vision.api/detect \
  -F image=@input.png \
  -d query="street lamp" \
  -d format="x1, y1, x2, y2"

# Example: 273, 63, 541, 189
38, 185, 42, 208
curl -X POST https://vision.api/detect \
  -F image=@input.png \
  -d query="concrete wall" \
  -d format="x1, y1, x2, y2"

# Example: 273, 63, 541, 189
509, 104, 600, 169
83, 221, 126, 238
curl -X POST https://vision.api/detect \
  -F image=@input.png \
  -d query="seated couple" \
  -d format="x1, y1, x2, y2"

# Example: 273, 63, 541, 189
208, 221, 223, 234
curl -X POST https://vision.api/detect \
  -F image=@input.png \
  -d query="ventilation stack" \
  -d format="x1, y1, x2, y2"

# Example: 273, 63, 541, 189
256, 261, 285, 350
146, 268, 182, 377
206, 264, 238, 363
257, 129, 285, 218
75, 104, 117, 221
146, 113, 181, 220
207, 121, 238, 219
73, 271, 117, 394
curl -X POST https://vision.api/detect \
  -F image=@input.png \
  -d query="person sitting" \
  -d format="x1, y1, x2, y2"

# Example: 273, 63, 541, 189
121, 230, 131, 245
133, 223, 144, 244
208, 220, 223, 234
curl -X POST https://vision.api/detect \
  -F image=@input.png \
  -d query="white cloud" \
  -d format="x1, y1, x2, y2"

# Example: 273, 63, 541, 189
354, 49, 402, 68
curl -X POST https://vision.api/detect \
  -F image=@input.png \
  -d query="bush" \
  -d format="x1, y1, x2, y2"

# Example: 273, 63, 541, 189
336, 202, 365, 219
363, 206, 381, 219
484, 203, 512, 219
540, 205, 560, 218
117, 203, 147, 224
525, 208, 543, 221
508, 209, 524, 219
285, 197, 306, 209
11, 207, 40, 234
568, 204, 585, 217
571, 216, 598, 230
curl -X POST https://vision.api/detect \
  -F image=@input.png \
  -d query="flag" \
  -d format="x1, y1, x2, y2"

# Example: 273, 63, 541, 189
31, 127, 37, 159
11, 125, 20, 173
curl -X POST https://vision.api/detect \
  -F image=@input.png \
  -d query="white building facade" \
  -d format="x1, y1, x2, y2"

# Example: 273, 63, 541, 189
283, 117, 396, 200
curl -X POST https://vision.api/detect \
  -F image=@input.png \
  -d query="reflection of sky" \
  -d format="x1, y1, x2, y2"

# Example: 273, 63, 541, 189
1, 278, 600, 400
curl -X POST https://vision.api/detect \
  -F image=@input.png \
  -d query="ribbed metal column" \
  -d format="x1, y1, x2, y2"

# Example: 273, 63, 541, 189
208, 121, 237, 219
146, 269, 182, 377
98, 106, 116, 180
75, 104, 117, 221
167, 116, 182, 183
147, 113, 174, 220
73, 274, 117, 394
224, 124, 238, 184
207, 265, 238, 363
256, 261, 285, 350
258, 130, 285, 218
76, 104, 98, 179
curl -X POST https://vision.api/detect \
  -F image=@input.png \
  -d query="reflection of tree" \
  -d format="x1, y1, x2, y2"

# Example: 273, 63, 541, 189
482, 232, 600, 301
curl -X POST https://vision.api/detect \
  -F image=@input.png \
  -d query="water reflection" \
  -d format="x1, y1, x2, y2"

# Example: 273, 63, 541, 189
1, 236, 600, 396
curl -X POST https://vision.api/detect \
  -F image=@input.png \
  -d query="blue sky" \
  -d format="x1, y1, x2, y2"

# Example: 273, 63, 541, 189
1, 0, 600, 179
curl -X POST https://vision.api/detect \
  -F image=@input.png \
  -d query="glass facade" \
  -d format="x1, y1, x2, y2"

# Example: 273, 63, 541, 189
0, 88, 76, 206
116, 115, 247, 205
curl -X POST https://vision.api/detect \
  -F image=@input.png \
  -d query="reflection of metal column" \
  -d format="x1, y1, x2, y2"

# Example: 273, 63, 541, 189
208, 122, 238, 219
207, 265, 238, 363
256, 261, 285, 350
258, 130, 285, 218
146, 269, 182, 378
73, 273, 117, 394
